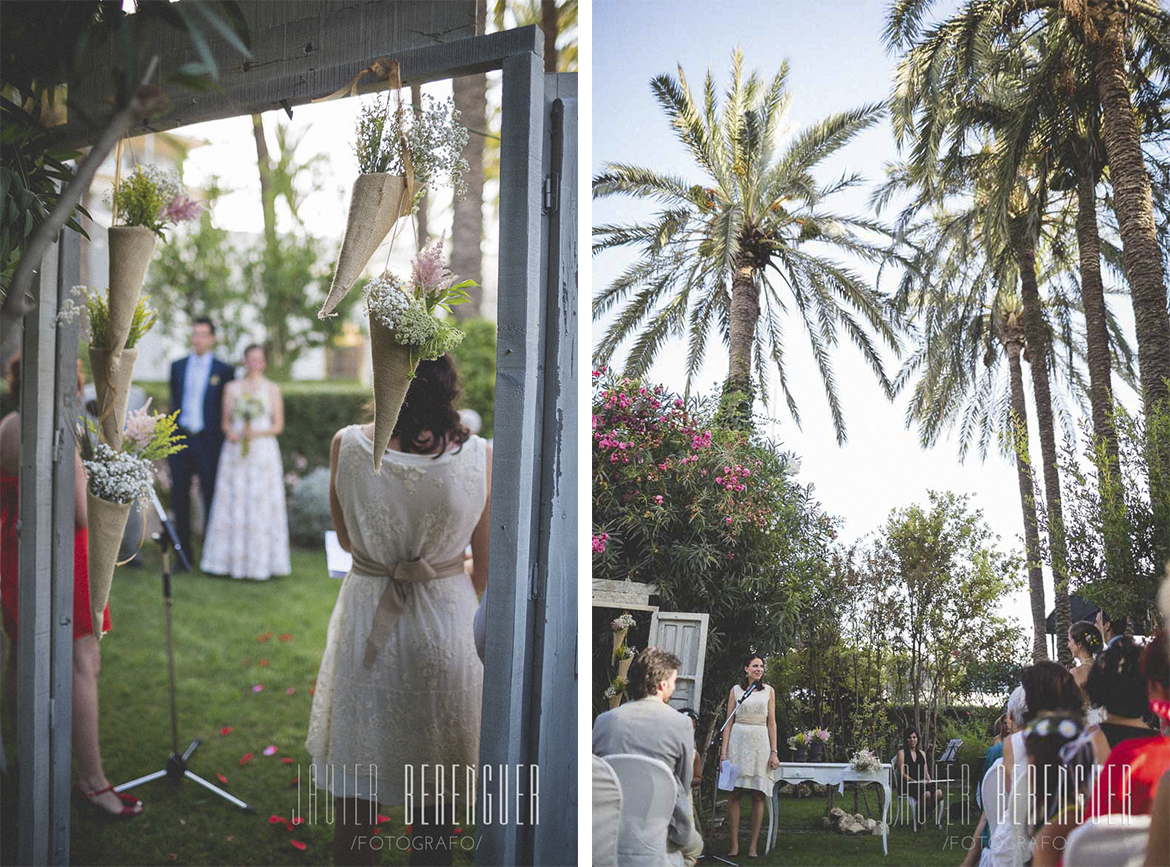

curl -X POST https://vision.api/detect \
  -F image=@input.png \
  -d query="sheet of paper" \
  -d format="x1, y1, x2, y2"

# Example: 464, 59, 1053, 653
324, 530, 352, 579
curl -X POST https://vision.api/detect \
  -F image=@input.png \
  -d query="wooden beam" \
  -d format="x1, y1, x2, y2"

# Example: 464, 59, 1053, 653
58, 5, 543, 147
17, 235, 59, 867
528, 71, 578, 867
477, 47, 545, 867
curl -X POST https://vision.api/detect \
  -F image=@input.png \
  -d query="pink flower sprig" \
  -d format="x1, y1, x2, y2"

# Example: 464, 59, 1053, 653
123, 398, 157, 451
592, 533, 609, 553
161, 195, 203, 223
412, 233, 455, 295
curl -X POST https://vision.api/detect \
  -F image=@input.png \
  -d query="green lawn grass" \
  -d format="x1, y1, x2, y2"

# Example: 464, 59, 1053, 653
2, 547, 476, 867
704, 790, 979, 866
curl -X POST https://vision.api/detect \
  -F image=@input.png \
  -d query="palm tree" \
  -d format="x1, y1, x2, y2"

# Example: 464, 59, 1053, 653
594, 50, 899, 439
885, 0, 1170, 418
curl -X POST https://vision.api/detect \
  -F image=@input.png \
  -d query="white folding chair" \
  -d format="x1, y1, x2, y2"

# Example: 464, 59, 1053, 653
606, 753, 685, 867
1064, 814, 1151, 867
978, 758, 1003, 867
592, 755, 623, 867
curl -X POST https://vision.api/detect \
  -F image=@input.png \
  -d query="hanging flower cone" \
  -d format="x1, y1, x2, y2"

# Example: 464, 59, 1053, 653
608, 694, 622, 710
369, 313, 417, 475
106, 226, 157, 367
86, 492, 131, 639
617, 656, 632, 680
318, 174, 414, 320
611, 628, 628, 663
88, 346, 138, 449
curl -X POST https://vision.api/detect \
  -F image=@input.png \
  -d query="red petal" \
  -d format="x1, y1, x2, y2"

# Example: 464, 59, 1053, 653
280, 633, 292, 642
290, 840, 306, 850
269, 815, 285, 824
220, 726, 233, 736
454, 827, 462, 834
282, 757, 294, 764
240, 753, 253, 765
290, 776, 300, 787
291, 816, 304, 825
252, 684, 264, 692
308, 687, 315, 696
377, 815, 390, 824
286, 821, 295, 831
286, 687, 296, 695
374, 826, 382, 835
259, 659, 269, 667
257, 632, 273, 642
217, 773, 229, 784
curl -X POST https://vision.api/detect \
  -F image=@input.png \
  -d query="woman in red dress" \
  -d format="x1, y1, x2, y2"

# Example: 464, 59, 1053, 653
0, 354, 139, 818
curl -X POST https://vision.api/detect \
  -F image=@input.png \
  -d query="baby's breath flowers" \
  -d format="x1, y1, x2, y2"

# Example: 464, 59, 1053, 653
354, 95, 470, 200
81, 442, 154, 504
363, 236, 474, 375
78, 405, 185, 503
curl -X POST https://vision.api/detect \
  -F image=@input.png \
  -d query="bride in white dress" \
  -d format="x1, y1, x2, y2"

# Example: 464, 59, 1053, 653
200, 344, 291, 580
305, 354, 490, 867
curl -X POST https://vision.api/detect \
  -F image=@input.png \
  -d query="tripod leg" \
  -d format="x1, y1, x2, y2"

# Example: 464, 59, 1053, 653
183, 770, 254, 813
115, 769, 168, 793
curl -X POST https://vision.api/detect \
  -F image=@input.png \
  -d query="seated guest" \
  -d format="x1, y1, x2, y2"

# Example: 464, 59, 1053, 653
592, 647, 703, 867
1027, 713, 1092, 867
895, 727, 942, 825
1085, 637, 1158, 763
991, 664, 1083, 867
1089, 630, 1170, 818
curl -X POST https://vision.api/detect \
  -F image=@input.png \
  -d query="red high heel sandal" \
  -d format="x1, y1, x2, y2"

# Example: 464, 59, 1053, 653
72, 784, 143, 819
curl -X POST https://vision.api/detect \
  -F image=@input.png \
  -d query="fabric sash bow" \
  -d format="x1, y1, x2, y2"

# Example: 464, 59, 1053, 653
351, 549, 466, 669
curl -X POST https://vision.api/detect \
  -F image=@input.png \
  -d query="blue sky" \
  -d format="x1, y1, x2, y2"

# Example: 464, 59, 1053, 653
591, 0, 1128, 633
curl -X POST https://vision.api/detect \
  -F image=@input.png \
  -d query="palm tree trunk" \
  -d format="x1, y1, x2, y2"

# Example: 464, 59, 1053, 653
541, 0, 558, 73
451, 0, 487, 319
725, 261, 760, 421
1016, 233, 1072, 665
411, 85, 429, 253
1093, 19, 1170, 411
1005, 332, 1049, 662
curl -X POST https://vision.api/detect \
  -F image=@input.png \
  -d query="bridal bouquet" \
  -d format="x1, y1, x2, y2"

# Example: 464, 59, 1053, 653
849, 749, 882, 772
363, 236, 473, 472
232, 392, 265, 458
106, 165, 199, 372
78, 404, 184, 637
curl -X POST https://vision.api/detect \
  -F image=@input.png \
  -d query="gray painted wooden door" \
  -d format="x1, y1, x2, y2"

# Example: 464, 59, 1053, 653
649, 612, 710, 713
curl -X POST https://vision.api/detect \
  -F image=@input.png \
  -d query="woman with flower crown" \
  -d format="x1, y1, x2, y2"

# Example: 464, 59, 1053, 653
200, 343, 290, 580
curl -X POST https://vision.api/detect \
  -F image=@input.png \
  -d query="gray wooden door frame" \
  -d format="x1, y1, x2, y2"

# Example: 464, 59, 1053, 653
12, 16, 575, 865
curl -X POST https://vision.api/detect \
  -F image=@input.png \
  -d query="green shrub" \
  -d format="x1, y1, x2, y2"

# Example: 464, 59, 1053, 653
287, 466, 332, 548
449, 317, 495, 438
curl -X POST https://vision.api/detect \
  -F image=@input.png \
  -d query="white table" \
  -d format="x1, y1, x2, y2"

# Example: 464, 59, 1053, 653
766, 762, 892, 856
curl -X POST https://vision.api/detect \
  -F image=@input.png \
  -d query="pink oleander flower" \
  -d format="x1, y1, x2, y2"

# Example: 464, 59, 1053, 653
591, 533, 609, 553
161, 195, 202, 223
124, 398, 156, 451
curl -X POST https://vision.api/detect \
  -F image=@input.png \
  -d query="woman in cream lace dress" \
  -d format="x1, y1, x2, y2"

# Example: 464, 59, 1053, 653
200, 344, 291, 580
306, 355, 490, 867
720, 653, 780, 859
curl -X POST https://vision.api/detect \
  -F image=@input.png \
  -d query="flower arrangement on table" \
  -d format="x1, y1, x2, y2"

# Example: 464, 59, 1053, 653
362, 235, 473, 473
849, 749, 882, 773
318, 65, 470, 320
808, 728, 832, 744
232, 392, 266, 458
787, 733, 807, 750
105, 165, 199, 374
77, 403, 185, 637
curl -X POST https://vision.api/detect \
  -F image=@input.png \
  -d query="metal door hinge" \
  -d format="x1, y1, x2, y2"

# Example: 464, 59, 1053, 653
543, 176, 559, 214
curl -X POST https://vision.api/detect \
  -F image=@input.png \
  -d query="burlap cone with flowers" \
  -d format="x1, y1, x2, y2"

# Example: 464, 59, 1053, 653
369, 313, 418, 474
106, 226, 157, 367
86, 491, 131, 638
318, 174, 414, 319
88, 346, 138, 449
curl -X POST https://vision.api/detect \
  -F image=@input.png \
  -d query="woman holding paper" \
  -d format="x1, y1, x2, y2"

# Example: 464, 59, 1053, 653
720, 653, 779, 859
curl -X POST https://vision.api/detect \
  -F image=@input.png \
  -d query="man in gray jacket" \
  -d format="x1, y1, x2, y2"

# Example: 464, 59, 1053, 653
593, 647, 704, 866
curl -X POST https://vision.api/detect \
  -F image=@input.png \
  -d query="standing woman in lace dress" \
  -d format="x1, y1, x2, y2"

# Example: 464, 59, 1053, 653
720, 654, 779, 859
306, 354, 490, 867
200, 344, 290, 580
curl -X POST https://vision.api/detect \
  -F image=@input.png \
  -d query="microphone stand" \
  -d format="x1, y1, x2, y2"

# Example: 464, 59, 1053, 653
113, 518, 253, 813
698, 682, 760, 865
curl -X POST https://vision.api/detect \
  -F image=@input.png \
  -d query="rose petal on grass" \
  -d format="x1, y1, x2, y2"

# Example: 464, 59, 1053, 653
259, 659, 269, 667
252, 684, 265, 692
286, 687, 296, 695
217, 773, 229, 784
454, 828, 462, 834
286, 821, 295, 831
282, 757, 295, 764
240, 753, 254, 765
280, 633, 292, 642
269, 815, 286, 825
291, 840, 306, 850
377, 815, 390, 824
220, 726, 233, 736
256, 632, 273, 642
291, 816, 304, 825
264, 745, 278, 756
290, 776, 300, 787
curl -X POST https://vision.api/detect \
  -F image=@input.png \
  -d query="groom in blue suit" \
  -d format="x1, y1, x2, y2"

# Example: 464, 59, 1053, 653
169, 317, 234, 566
